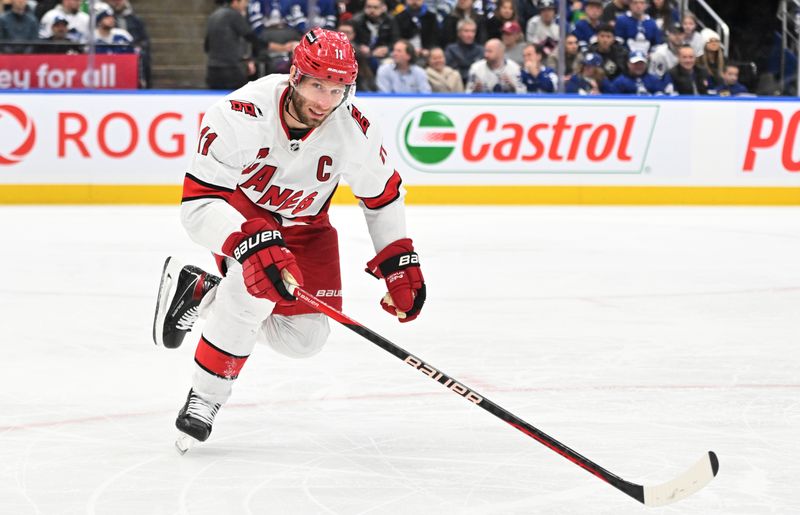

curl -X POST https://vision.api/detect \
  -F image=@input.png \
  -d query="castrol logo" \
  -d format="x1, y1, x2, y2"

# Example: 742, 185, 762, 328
399, 104, 659, 173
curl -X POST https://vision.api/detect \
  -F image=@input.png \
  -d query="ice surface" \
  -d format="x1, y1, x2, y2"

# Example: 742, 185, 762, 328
0, 205, 798, 514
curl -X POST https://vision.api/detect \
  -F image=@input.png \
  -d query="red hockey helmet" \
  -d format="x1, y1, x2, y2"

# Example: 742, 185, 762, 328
292, 28, 358, 86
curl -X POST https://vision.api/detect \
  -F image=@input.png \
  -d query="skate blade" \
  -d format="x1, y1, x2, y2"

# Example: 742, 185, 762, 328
153, 257, 180, 347
175, 433, 198, 455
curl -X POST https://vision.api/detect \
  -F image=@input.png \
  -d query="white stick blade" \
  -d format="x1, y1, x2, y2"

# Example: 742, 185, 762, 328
643, 451, 719, 507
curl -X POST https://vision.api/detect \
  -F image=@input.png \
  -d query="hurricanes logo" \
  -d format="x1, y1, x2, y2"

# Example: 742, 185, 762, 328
403, 110, 456, 165
0, 105, 36, 165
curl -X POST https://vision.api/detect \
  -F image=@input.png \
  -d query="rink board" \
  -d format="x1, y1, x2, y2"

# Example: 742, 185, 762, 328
0, 91, 798, 204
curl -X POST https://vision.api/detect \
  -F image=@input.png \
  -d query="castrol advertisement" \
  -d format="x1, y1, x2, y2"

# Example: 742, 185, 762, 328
397, 103, 658, 174
0, 92, 798, 195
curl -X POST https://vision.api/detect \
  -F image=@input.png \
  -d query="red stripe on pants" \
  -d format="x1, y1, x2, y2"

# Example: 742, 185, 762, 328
194, 336, 248, 380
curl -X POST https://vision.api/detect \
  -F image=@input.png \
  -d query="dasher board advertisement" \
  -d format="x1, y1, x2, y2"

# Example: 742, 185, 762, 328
0, 92, 798, 203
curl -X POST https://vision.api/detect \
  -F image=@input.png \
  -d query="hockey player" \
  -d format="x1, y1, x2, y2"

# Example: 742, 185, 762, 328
152, 28, 426, 451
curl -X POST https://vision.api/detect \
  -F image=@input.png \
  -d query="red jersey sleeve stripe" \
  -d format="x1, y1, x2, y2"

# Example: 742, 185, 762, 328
194, 335, 248, 380
358, 171, 402, 210
182, 173, 235, 202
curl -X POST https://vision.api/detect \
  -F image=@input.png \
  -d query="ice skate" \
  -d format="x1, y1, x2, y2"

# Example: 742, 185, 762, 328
174, 389, 221, 454
152, 257, 221, 349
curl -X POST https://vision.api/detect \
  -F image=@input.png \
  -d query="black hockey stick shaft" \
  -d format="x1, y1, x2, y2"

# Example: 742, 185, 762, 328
293, 287, 648, 503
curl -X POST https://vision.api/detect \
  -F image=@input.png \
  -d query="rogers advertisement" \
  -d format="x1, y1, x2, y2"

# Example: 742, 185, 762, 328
0, 54, 138, 90
0, 92, 798, 187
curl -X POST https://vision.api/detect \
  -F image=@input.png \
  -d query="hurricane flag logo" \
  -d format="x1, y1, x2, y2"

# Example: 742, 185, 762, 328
0, 105, 36, 165
403, 110, 457, 165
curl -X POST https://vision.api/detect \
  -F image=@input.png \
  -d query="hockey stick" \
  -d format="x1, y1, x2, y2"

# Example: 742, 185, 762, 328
291, 286, 719, 507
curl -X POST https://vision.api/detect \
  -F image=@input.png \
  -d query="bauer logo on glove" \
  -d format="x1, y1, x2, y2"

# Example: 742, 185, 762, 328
365, 238, 426, 323
223, 220, 304, 303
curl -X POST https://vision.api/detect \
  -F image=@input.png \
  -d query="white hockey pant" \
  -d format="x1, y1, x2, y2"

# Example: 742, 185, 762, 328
192, 260, 330, 405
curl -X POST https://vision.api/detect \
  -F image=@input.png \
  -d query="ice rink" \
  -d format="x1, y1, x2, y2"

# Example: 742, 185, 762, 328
1, 204, 798, 514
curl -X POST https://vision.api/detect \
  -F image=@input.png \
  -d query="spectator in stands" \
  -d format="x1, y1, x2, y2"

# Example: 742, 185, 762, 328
248, 0, 283, 35
516, 0, 539, 32
486, 0, 517, 41
646, 0, 678, 32
107, 0, 151, 87
94, 8, 133, 53
668, 44, 709, 95
427, 0, 454, 26
566, 51, 612, 94
255, 28, 301, 76
697, 27, 724, 90
39, 15, 81, 53
501, 20, 524, 65
376, 39, 431, 92
282, 0, 337, 33
680, 11, 703, 57
0, 0, 38, 53
445, 18, 484, 85
601, 0, 627, 25
519, 43, 557, 93
573, 0, 603, 52
442, 0, 486, 47
394, 0, 438, 61
648, 20, 682, 78
716, 64, 748, 96
611, 49, 674, 94
338, 20, 377, 91
35, 0, 60, 21
40, 0, 92, 43
426, 46, 464, 91
546, 32, 581, 78
352, 0, 397, 69
466, 38, 524, 93
245, 1, 302, 77
588, 23, 628, 81
342, 0, 369, 18
205, 0, 258, 90
526, 0, 558, 47
614, 0, 661, 55
472, 0, 496, 20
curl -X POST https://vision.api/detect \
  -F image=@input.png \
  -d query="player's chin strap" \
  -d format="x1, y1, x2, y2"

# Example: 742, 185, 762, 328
283, 85, 307, 127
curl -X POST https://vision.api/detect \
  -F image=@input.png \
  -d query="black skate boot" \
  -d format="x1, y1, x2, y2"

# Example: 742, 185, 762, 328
175, 388, 221, 441
175, 389, 221, 453
152, 257, 221, 349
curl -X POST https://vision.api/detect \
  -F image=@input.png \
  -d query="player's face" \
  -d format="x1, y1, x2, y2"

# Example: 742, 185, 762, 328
291, 76, 348, 128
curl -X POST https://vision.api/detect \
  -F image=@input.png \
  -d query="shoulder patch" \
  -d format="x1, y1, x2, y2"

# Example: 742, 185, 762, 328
349, 104, 370, 136
228, 100, 262, 118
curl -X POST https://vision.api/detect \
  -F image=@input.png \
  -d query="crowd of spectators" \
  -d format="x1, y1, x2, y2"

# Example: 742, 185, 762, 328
0, 0, 150, 86
214, 0, 752, 96
0, 0, 753, 96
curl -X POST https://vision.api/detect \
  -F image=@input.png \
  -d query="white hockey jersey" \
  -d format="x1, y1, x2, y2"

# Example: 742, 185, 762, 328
181, 74, 407, 256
